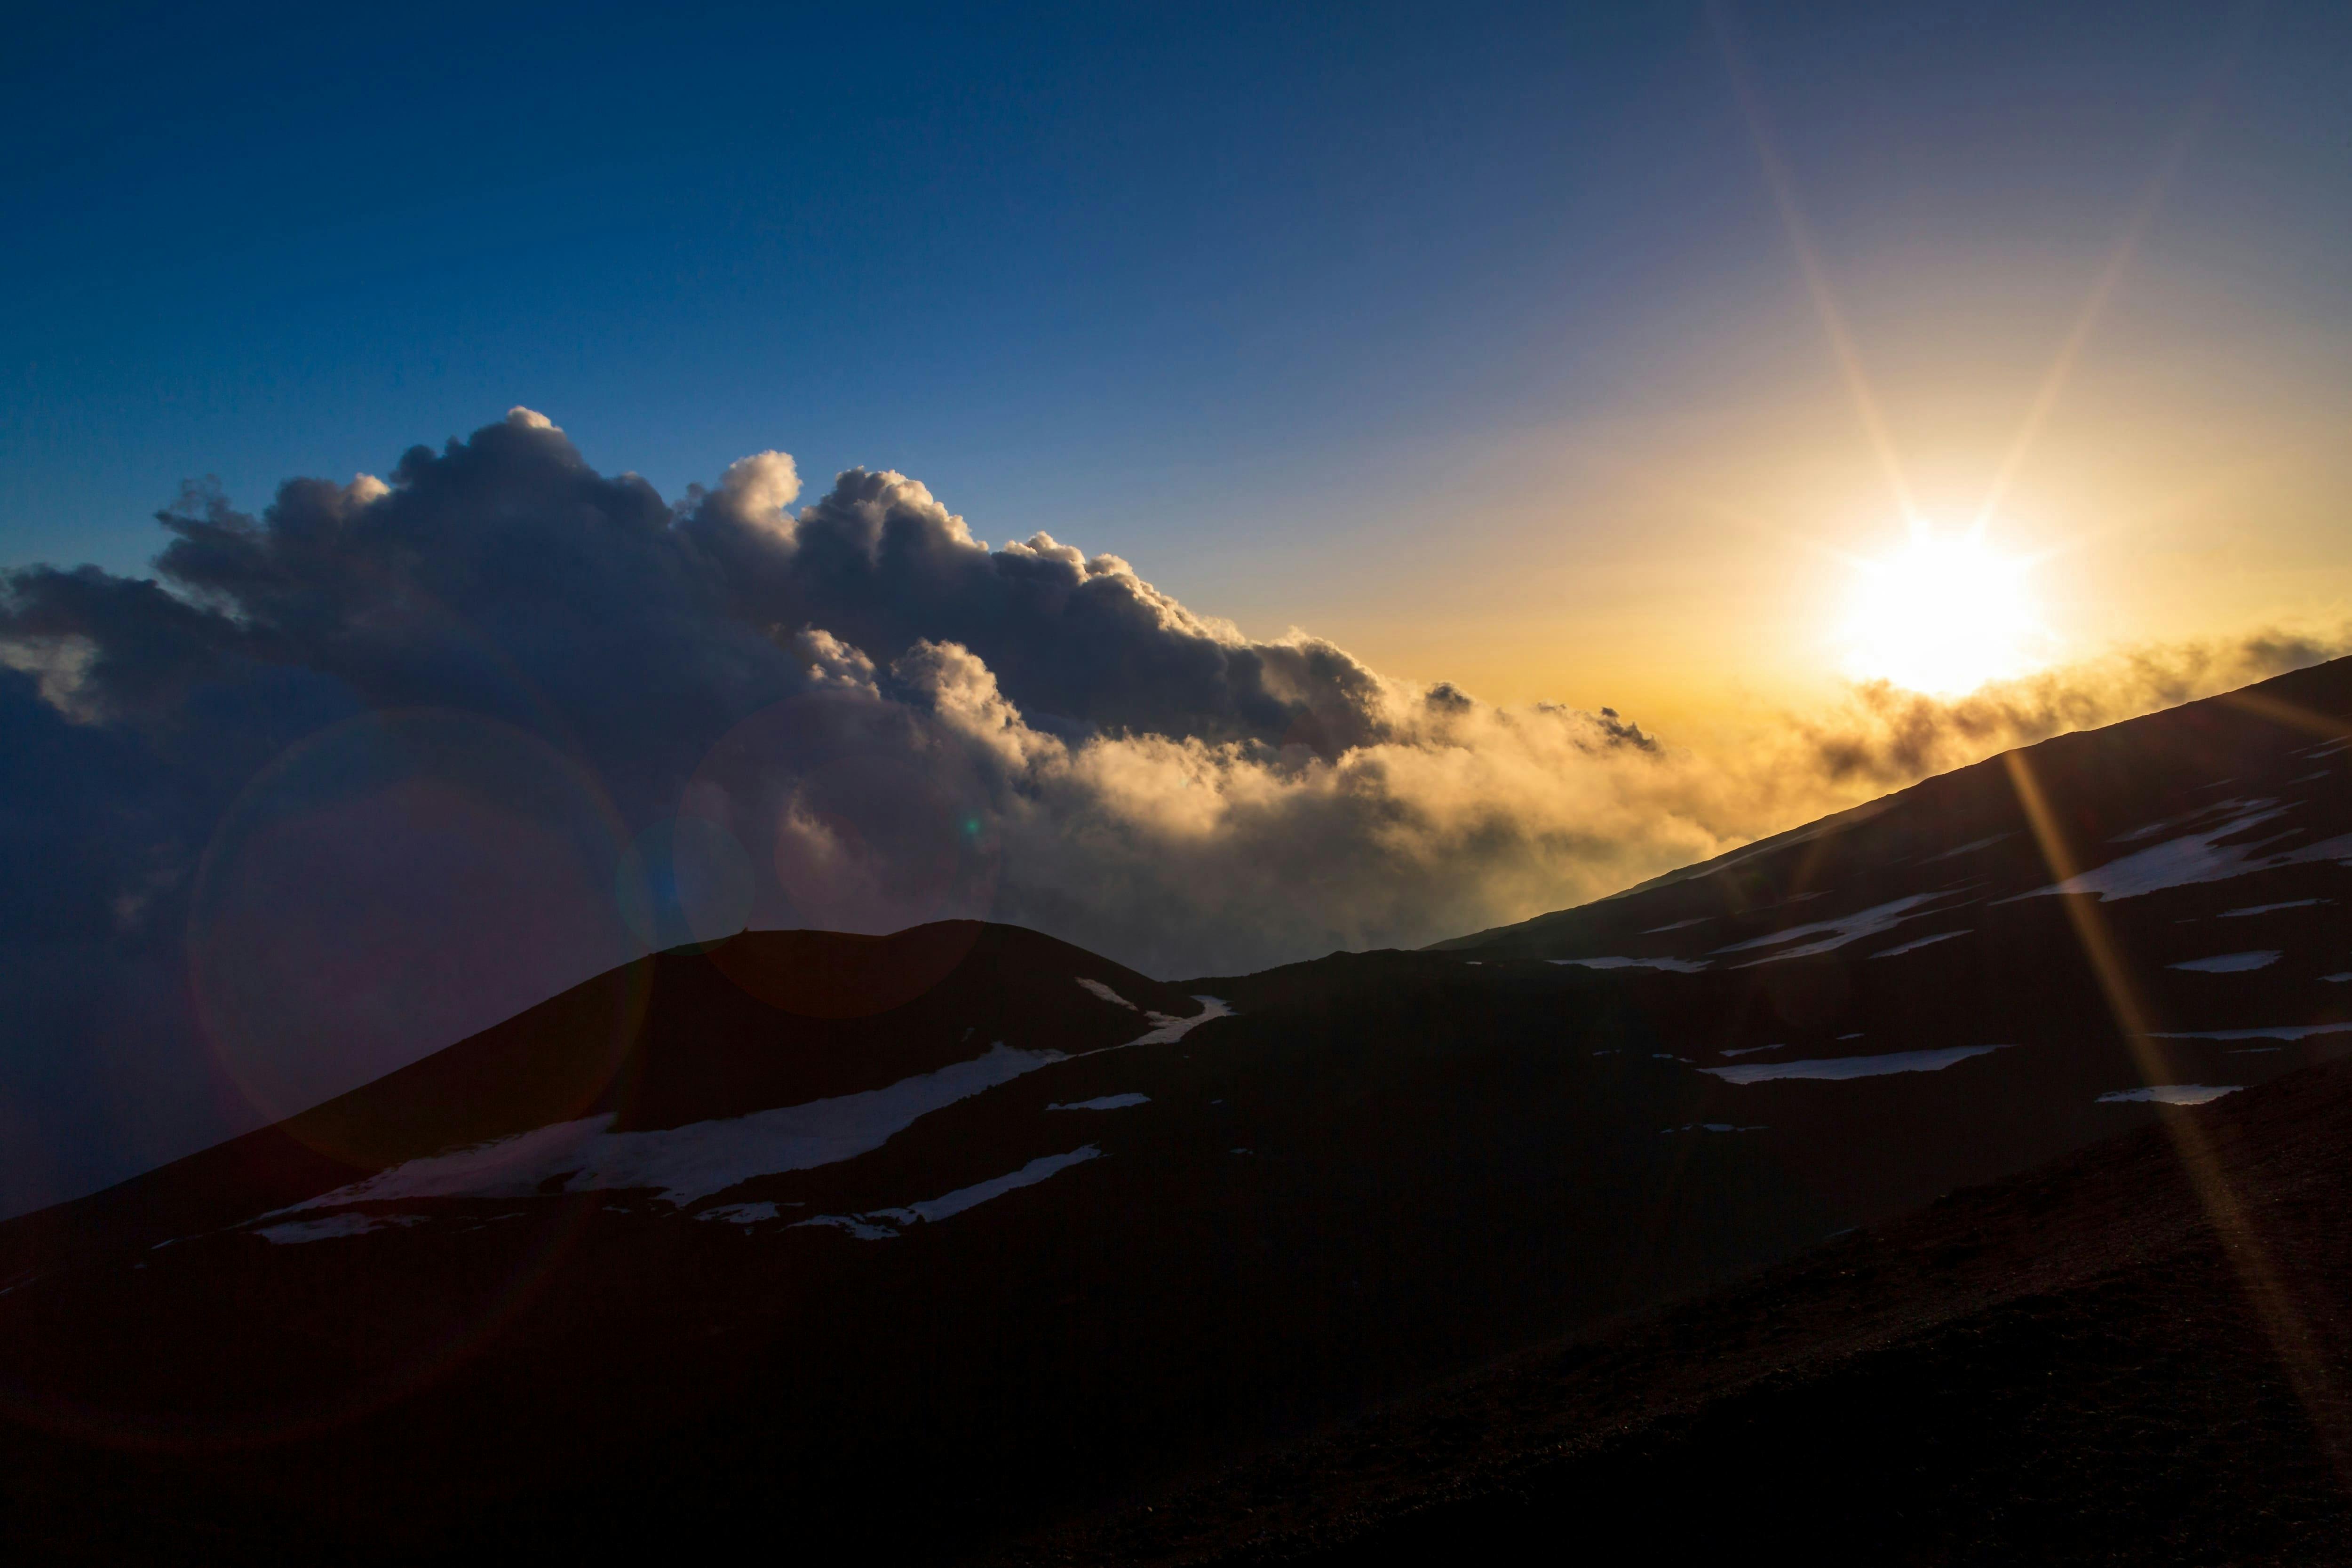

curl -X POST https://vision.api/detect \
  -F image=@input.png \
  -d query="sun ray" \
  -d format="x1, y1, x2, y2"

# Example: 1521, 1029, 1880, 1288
1971, 92, 2219, 537
2004, 748, 2352, 1479
1709, 4, 1919, 531
2219, 688, 2352, 743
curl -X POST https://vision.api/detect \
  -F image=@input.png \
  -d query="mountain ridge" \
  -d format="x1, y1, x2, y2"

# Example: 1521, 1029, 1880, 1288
1, 655, 2348, 1562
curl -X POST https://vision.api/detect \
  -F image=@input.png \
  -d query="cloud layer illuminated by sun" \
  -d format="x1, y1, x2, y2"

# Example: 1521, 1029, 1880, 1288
0, 411, 2344, 1213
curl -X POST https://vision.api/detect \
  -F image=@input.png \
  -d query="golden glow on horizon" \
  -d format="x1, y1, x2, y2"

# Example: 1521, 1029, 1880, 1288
1843, 527, 2041, 696
1210, 33, 2352, 727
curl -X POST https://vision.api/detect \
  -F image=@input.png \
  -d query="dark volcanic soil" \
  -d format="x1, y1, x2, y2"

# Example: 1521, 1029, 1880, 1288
1006, 1059, 2352, 1567
2, 659, 2348, 1564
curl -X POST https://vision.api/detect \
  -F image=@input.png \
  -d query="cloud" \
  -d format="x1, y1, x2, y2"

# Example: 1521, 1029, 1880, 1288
1801, 631, 2352, 785
0, 411, 2339, 1211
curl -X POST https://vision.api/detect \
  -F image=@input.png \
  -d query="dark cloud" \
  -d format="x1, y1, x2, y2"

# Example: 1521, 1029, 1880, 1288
0, 411, 1596, 1210
677, 453, 1400, 756
0, 408, 2338, 1212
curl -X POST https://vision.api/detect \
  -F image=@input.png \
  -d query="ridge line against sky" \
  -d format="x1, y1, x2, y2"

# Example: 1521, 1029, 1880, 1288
2, 401, 2344, 1216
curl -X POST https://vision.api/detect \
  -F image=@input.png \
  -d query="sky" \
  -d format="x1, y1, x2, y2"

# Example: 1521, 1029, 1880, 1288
9, 0, 2348, 731
4, 0, 2352, 1210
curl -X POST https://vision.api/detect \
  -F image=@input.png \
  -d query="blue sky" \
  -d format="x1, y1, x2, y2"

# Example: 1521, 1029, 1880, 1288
7, 0, 2349, 716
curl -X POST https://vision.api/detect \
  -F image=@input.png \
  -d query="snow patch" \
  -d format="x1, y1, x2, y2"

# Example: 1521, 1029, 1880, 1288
264, 1042, 1064, 1215
1703, 1044, 2010, 1084
2169, 951, 2281, 974
2222, 899, 2328, 917
1076, 977, 1138, 1010
1115, 996, 1233, 1048
1074, 985, 1234, 1049
870, 1146, 1101, 1226
795, 1215, 898, 1241
1549, 956, 1710, 973
255, 1212, 429, 1245
1714, 893, 1955, 966
1642, 917, 1712, 933
2009, 806, 2352, 902
1873, 929, 1969, 959
794, 1146, 1104, 1240
1048, 1093, 1151, 1111
2113, 796, 2271, 843
2097, 1084, 2241, 1106
2150, 1022, 2352, 1042
1923, 834, 2011, 863
697, 1202, 781, 1225
1717, 1044, 1785, 1059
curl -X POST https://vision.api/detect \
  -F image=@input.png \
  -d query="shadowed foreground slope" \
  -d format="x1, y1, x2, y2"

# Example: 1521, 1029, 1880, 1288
1007, 1056, 2352, 1567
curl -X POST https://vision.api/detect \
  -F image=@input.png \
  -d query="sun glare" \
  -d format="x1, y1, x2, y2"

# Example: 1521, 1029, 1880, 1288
1843, 529, 2040, 696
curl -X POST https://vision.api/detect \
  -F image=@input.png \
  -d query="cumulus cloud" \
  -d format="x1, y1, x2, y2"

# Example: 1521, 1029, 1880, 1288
0, 410, 2338, 1211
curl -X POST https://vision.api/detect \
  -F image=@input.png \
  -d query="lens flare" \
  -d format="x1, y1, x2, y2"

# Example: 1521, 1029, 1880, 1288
187, 708, 644, 1155
682, 692, 1004, 1016
615, 815, 757, 952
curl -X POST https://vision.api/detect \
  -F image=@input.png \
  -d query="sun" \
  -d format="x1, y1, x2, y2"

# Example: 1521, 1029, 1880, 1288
1843, 528, 2040, 696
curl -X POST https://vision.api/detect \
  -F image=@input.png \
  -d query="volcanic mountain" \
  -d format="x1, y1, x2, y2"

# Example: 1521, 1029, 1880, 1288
2, 657, 2348, 1564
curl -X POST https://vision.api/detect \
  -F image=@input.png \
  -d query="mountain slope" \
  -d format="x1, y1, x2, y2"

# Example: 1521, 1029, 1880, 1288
0, 922, 1209, 1274
0, 657, 2347, 1563
0, 924, 1827, 1563
1014, 1053, 2352, 1566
